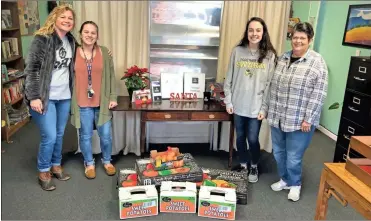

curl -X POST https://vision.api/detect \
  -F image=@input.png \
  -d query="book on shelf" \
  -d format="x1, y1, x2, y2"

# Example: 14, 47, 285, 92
2, 78, 25, 104
1, 9, 12, 29
4, 102, 30, 127
1, 38, 19, 59
2, 65, 23, 83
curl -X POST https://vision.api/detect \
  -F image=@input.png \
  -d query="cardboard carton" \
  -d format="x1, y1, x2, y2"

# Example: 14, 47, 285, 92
135, 153, 203, 186
118, 185, 158, 219
160, 181, 197, 213
345, 136, 371, 188
199, 168, 248, 205
117, 168, 137, 188
198, 186, 237, 220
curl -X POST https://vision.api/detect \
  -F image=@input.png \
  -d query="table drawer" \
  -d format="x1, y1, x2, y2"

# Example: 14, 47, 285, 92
190, 112, 230, 121
144, 112, 189, 121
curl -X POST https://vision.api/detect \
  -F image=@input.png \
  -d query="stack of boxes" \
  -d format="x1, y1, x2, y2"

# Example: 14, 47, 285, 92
117, 147, 247, 220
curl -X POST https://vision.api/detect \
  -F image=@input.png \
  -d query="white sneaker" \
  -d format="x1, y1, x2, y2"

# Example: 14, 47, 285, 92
271, 179, 291, 191
248, 166, 259, 183
288, 186, 301, 202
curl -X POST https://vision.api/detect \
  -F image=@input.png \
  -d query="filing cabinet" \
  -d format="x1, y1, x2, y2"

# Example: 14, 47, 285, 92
333, 56, 371, 162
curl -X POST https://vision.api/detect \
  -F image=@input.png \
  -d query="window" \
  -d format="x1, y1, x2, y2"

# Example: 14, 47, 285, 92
149, 1, 223, 86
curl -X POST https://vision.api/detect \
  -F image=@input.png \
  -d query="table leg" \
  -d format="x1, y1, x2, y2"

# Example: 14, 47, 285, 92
140, 112, 146, 158
315, 168, 330, 220
228, 116, 234, 169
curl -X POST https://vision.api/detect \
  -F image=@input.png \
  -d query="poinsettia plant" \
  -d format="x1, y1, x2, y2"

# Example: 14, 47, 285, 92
121, 65, 150, 90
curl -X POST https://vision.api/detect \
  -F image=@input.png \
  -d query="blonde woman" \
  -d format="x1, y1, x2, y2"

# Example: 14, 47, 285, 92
24, 5, 77, 191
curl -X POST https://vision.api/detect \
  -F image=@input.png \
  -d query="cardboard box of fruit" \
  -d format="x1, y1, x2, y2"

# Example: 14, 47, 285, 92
198, 168, 248, 205
117, 168, 138, 188
135, 153, 203, 186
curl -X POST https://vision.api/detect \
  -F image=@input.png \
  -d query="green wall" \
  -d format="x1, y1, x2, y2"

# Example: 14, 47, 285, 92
285, 1, 321, 51
21, 1, 49, 59
314, 1, 371, 135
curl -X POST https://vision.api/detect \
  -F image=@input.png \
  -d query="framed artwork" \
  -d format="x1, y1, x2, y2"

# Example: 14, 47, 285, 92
17, 0, 40, 36
287, 18, 300, 40
342, 4, 371, 49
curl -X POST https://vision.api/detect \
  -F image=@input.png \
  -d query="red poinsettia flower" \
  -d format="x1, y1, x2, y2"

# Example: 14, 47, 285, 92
121, 65, 151, 90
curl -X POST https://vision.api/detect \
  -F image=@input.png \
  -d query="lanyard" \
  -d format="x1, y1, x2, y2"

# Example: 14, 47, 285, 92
82, 46, 95, 89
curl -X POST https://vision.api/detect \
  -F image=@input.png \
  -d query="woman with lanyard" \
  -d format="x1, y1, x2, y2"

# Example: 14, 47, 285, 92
70, 21, 118, 179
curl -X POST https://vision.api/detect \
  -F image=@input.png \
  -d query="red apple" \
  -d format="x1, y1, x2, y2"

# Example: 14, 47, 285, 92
127, 174, 137, 181
146, 163, 154, 170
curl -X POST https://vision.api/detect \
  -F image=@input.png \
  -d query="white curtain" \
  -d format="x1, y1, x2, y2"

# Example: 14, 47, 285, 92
71, 1, 290, 156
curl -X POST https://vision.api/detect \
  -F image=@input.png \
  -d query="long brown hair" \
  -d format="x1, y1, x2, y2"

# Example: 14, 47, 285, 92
238, 17, 277, 63
34, 5, 75, 36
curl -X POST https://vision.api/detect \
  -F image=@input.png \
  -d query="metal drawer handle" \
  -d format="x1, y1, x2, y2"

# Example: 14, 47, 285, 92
348, 126, 355, 134
343, 134, 350, 140
359, 66, 367, 74
164, 114, 171, 119
209, 114, 215, 119
343, 154, 347, 161
348, 106, 359, 112
354, 76, 366, 81
353, 97, 360, 105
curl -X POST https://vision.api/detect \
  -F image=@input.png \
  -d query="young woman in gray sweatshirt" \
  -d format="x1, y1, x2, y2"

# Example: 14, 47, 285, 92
224, 17, 277, 183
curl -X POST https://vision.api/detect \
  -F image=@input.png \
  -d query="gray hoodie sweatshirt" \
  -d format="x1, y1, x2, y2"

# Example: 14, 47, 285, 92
223, 46, 276, 118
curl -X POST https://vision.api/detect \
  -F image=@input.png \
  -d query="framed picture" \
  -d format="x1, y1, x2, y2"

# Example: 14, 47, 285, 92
287, 18, 300, 40
342, 4, 371, 49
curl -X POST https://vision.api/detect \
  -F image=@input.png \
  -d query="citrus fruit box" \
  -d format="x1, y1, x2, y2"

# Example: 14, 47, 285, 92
197, 168, 248, 205
135, 153, 203, 186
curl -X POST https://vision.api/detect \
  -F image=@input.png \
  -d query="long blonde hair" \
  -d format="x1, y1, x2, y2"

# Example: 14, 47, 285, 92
34, 5, 76, 36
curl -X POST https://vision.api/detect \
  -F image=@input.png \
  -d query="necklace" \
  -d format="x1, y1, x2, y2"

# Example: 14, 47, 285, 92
81, 45, 95, 92
248, 47, 258, 57
82, 45, 94, 63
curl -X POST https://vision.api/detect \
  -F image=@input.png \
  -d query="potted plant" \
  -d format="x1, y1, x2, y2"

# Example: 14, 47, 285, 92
121, 65, 150, 99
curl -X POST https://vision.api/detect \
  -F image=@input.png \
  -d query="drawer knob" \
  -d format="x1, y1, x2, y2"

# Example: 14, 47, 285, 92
164, 114, 171, 119
209, 114, 215, 119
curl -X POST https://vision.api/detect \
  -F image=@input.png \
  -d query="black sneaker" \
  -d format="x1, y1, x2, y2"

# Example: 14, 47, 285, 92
231, 164, 248, 172
248, 166, 258, 183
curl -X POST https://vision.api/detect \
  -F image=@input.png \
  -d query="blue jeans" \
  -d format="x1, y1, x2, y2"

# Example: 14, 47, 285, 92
234, 114, 262, 165
271, 126, 315, 186
30, 99, 71, 172
79, 107, 112, 166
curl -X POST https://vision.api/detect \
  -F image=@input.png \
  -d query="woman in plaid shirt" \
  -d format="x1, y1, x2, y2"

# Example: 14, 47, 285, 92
260, 22, 328, 201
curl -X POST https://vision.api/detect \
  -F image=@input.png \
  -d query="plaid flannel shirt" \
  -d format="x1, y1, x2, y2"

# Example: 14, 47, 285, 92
261, 49, 328, 132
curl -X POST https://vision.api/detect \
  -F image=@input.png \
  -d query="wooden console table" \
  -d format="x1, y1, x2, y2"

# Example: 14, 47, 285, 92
314, 163, 371, 220
113, 96, 235, 168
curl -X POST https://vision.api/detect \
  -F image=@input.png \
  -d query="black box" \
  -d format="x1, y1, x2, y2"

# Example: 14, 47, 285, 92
135, 153, 203, 186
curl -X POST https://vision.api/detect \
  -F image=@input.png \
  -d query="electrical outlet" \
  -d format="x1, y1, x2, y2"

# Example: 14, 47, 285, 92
356, 49, 361, 56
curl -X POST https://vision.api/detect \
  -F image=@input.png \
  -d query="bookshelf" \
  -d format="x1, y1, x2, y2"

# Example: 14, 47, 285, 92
1, 1, 30, 143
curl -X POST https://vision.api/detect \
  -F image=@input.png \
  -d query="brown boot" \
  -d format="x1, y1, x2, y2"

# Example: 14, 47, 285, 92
85, 165, 96, 179
51, 166, 71, 181
38, 172, 56, 191
104, 163, 116, 176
